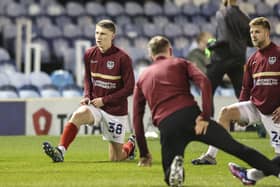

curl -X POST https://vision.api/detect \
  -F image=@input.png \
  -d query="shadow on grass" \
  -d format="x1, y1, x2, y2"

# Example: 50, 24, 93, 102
66, 160, 162, 165
66, 160, 112, 164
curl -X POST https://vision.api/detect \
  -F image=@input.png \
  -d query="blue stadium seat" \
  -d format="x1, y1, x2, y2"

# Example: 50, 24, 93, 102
123, 23, 142, 39
41, 24, 63, 39
40, 0, 59, 9
27, 3, 43, 16
82, 23, 95, 39
85, 2, 105, 17
0, 60, 17, 74
144, 1, 163, 16
5, 2, 26, 18
35, 16, 53, 30
62, 84, 83, 98
181, 2, 200, 17
19, 84, 40, 98
115, 15, 132, 28
124, 2, 143, 16
114, 36, 132, 51
0, 47, 11, 61
173, 15, 190, 26
182, 23, 201, 38
54, 15, 73, 30
0, 73, 10, 87
40, 84, 61, 98
105, 1, 124, 17
29, 71, 52, 89
163, 1, 181, 17
152, 15, 170, 29
66, 1, 85, 17
62, 23, 83, 41
133, 36, 149, 49
0, 85, 19, 99
143, 23, 163, 38
7, 72, 30, 89
200, 22, 216, 35
163, 23, 183, 39
191, 15, 208, 25
133, 15, 149, 25
77, 15, 94, 29
173, 36, 190, 51
46, 3, 65, 16
127, 47, 148, 62
50, 69, 74, 90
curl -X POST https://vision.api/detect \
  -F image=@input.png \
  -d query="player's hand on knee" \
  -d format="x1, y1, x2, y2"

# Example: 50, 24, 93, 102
138, 153, 152, 167
195, 115, 209, 135
272, 106, 280, 123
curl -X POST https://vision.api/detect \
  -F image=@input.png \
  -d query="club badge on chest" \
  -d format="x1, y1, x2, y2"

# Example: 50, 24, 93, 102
107, 61, 115, 69
268, 56, 276, 65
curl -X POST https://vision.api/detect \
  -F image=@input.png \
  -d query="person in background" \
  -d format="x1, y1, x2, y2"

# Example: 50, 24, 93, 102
42, 19, 136, 162
187, 31, 213, 74
133, 35, 280, 187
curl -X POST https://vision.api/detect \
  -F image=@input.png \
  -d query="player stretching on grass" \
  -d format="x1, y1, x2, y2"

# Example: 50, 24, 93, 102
133, 35, 280, 187
220, 17, 280, 185
42, 19, 135, 162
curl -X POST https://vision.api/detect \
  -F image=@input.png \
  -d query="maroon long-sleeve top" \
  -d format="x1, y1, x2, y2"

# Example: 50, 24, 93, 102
133, 56, 212, 157
84, 45, 135, 115
239, 42, 280, 115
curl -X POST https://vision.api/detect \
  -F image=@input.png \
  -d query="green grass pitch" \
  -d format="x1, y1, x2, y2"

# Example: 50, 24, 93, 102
0, 132, 279, 187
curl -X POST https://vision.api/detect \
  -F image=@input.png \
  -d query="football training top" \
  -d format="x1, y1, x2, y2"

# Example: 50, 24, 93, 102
83, 45, 135, 116
240, 42, 280, 114
134, 55, 212, 126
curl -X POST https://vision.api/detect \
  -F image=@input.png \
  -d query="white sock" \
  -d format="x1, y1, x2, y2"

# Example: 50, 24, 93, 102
57, 146, 66, 156
205, 146, 218, 158
247, 168, 264, 181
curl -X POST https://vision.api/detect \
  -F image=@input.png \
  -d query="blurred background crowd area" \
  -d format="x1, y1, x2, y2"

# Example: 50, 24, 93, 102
0, 0, 280, 99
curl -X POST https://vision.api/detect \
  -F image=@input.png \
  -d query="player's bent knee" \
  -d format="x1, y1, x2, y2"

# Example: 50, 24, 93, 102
70, 106, 93, 126
219, 106, 235, 120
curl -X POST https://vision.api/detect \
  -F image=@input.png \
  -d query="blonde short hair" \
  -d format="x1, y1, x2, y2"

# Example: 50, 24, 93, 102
249, 17, 270, 31
147, 36, 171, 56
96, 19, 116, 33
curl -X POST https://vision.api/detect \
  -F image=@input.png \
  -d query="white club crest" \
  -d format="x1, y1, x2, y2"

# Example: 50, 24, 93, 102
268, 56, 276, 65
107, 61, 115, 69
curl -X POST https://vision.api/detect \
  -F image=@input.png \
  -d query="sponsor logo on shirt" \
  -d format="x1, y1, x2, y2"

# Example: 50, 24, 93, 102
255, 78, 278, 86
107, 61, 115, 69
268, 56, 276, 65
94, 80, 117, 89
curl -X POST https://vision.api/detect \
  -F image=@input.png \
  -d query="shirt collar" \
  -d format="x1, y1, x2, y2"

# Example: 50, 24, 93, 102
154, 55, 167, 63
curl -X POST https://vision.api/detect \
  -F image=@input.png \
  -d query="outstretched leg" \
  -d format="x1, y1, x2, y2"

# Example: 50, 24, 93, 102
197, 120, 280, 178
